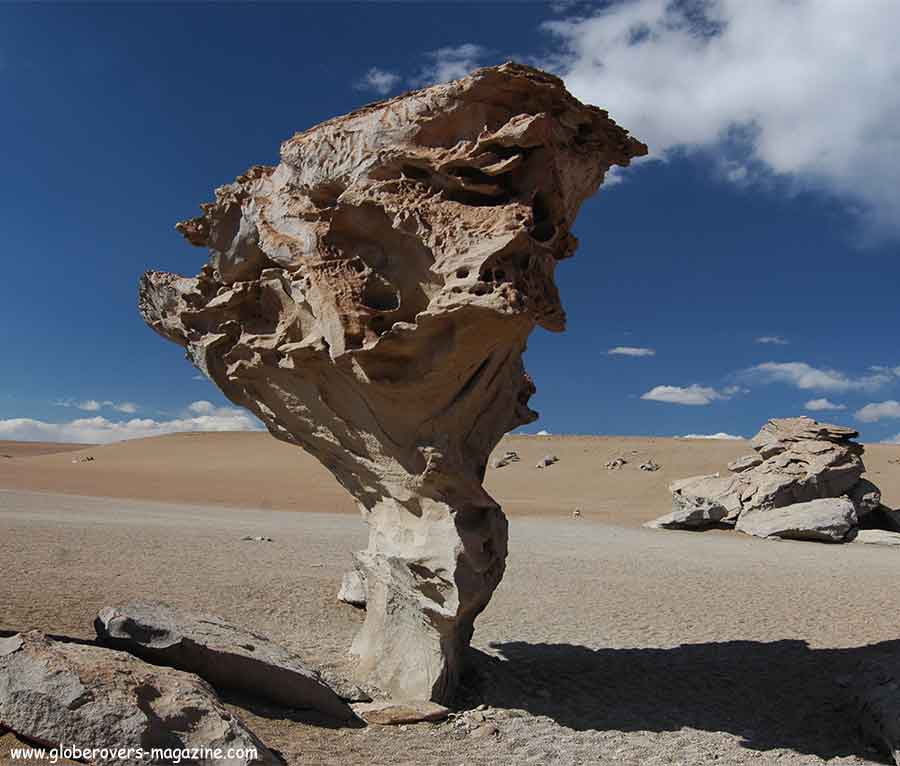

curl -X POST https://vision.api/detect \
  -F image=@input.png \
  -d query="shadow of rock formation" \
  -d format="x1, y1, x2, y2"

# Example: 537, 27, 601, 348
462, 639, 900, 763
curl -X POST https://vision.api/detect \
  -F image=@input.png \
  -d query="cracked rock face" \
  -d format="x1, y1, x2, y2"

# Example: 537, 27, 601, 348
0, 632, 275, 765
651, 417, 877, 537
95, 601, 363, 717
138, 62, 646, 702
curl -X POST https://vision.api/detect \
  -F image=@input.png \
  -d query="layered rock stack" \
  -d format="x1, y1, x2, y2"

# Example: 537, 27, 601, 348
138, 62, 646, 702
648, 417, 887, 542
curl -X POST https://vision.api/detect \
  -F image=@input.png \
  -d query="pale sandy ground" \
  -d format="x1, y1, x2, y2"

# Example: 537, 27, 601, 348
1, 434, 900, 766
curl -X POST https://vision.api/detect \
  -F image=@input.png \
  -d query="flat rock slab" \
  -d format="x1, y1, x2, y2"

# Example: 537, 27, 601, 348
351, 700, 450, 725
735, 497, 857, 542
0, 631, 275, 765
854, 529, 900, 546
643, 505, 728, 530
95, 601, 364, 719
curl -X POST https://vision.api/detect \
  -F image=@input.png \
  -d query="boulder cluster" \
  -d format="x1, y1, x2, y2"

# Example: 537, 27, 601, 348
647, 417, 893, 543
0, 602, 398, 764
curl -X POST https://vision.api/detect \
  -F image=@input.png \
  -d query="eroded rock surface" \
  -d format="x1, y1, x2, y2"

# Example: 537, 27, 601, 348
648, 417, 880, 539
0, 631, 275, 765
337, 569, 367, 609
735, 497, 857, 542
95, 601, 361, 717
138, 62, 645, 702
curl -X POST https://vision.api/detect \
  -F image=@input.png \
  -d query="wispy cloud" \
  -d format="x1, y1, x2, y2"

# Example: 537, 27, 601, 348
355, 67, 401, 96
679, 432, 744, 440
542, 0, 900, 238
856, 400, 900, 423
804, 398, 846, 412
608, 346, 655, 357
56, 399, 139, 414
1, 401, 263, 444
641, 384, 733, 406
755, 336, 789, 346
744, 362, 892, 393
413, 43, 488, 86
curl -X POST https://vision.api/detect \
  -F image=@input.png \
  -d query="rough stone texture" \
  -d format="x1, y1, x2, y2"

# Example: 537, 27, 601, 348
337, 569, 367, 609
138, 62, 645, 703
665, 474, 744, 526
849, 478, 882, 518
491, 450, 520, 469
95, 601, 359, 717
654, 418, 875, 534
642, 504, 728, 531
853, 529, 900, 546
727, 454, 762, 473
750, 417, 860, 459
351, 700, 450, 725
0, 631, 275, 765
735, 498, 857, 542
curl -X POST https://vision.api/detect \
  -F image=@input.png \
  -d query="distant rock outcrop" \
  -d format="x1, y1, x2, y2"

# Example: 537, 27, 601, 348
647, 417, 886, 542
138, 62, 646, 702
0, 631, 276, 765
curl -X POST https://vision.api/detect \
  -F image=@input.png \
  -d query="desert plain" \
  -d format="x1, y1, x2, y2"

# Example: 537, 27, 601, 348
2, 432, 900, 765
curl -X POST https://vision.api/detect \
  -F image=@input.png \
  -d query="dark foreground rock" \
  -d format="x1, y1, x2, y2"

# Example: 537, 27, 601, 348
0, 631, 275, 765
95, 601, 363, 718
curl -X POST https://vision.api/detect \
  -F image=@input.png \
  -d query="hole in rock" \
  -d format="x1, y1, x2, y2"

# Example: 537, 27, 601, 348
530, 193, 556, 242
361, 276, 400, 312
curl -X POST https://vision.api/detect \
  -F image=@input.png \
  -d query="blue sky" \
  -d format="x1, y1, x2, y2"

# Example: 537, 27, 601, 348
2, 1, 899, 444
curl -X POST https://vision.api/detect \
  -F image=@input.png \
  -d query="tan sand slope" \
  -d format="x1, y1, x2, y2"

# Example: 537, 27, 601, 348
0, 440, 92, 459
0, 432, 896, 525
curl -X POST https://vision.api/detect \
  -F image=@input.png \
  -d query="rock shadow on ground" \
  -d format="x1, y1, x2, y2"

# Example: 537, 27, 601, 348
462, 639, 900, 763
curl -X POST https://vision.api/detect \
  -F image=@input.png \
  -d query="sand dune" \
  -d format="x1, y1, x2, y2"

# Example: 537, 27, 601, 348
0, 440, 91, 459
0, 432, 896, 525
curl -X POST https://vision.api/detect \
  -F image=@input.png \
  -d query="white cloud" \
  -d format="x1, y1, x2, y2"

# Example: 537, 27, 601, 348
355, 67, 401, 96
641, 384, 730, 406
755, 336, 789, 346
542, 0, 900, 236
188, 400, 215, 415
535, 429, 551, 436
608, 346, 655, 357
0, 402, 263, 444
856, 400, 900, 423
414, 44, 487, 86
57, 399, 140, 414
804, 398, 846, 412
745, 362, 892, 393
679, 432, 743, 440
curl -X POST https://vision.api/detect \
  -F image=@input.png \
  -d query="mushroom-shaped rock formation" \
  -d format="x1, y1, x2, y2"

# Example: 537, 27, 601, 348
138, 62, 646, 703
